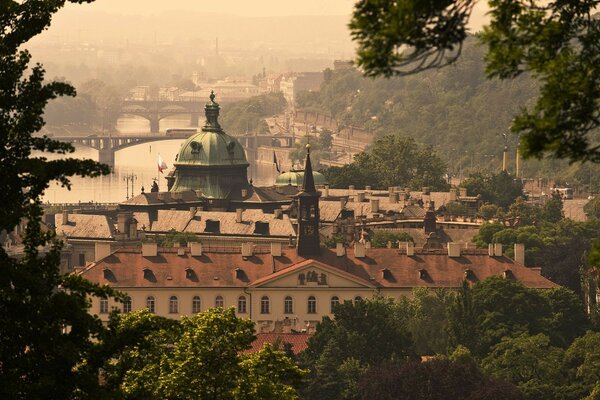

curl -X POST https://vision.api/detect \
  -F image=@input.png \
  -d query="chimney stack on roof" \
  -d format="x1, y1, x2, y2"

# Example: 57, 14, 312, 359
405, 241, 415, 256
447, 242, 461, 257
336, 242, 345, 257
236, 208, 243, 223
494, 243, 503, 257
449, 188, 458, 201
142, 242, 158, 257
323, 185, 329, 197
355, 241, 366, 258
62, 210, 69, 225
274, 209, 283, 219
356, 192, 365, 202
271, 242, 282, 257
242, 242, 254, 257
94, 242, 112, 261
190, 242, 203, 256
349, 185, 355, 193
514, 243, 525, 265
370, 198, 380, 213
189, 207, 197, 219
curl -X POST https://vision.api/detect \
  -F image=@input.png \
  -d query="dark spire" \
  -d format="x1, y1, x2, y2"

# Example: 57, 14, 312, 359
302, 143, 316, 193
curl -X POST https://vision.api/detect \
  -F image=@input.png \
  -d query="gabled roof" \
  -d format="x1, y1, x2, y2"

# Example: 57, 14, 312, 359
249, 258, 376, 288
248, 333, 312, 355
79, 247, 557, 290
55, 214, 113, 239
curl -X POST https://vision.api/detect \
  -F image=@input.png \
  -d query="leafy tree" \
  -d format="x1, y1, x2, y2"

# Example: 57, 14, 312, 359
301, 296, 414, 400
540, 197, 564, 224
323, 135, 449, 190
564, 331, 600, 398
349, 0, 600, 163
473, 222, 505, 248
482, 334, 569, 400
461, 172, 523, 210
478, 203, 500, 220
370, 230, 413, 248
406, 289, 453, 356
108, 308, 305, 400
220, 92, 286, 135
584, 196, 600, 220
444, 201, 469, 217
449, 277, 549, 356
357, 358, 524, 400
506, 197, 540, 227
0, 1, 116, 398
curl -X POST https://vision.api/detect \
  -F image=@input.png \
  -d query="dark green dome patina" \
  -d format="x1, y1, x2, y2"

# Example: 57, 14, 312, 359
170, 92, 250, 198
275, 170, 327, 187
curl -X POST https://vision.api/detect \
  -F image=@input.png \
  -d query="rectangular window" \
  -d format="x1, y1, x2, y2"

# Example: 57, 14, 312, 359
78, 253, 86, 266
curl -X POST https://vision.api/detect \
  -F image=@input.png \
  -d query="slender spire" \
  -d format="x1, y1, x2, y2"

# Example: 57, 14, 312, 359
302, 143, 316, 193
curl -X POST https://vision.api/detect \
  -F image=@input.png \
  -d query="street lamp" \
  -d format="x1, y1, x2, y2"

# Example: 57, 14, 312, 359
123, 173, 137, 199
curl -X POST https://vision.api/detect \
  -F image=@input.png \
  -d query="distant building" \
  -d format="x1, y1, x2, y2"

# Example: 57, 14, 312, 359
333, 60, 354, 70
280, 72, 324, 106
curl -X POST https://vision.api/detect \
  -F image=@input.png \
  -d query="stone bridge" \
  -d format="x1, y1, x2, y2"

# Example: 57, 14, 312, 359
51, 132, 276, 170
120, 98, 239, 133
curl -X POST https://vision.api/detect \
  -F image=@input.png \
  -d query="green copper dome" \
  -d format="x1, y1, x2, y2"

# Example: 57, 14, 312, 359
275, 170, 327, 187
169, 91, 250, 197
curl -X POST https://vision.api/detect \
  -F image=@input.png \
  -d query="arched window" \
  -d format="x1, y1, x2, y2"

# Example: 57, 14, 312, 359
99, 298, 109, 314
260, 296, 270, 314
354, 296, 363, 304
215, 295, 224, 308
238, 296, 247, 314
330, 296, 340, 313
169, 296, 178, 314
284, 296, 293, 314
122, 296, 132, 313
307, 296, 317, 314
192, 296, 201, 313
146, 296, 155, 314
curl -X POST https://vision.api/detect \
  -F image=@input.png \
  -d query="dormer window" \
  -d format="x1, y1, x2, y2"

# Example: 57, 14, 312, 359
103, 268, 116, 282
185, 268, 197, 281
143, 268, 155, 282
418, 269, 427, 280
464, 269, 475, 281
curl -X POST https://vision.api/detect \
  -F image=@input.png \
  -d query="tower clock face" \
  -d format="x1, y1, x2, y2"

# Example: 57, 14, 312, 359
303, 225, 315, 236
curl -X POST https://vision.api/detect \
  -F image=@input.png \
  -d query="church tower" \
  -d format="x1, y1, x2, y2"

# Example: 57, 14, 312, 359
296, 144, 321, 256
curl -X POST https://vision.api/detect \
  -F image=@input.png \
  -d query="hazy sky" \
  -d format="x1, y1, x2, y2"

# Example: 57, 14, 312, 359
64, 0, 356, 17
62, 0, 489, 29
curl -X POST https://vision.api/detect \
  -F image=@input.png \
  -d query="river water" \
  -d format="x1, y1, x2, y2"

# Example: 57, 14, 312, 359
42, 116, 191, 204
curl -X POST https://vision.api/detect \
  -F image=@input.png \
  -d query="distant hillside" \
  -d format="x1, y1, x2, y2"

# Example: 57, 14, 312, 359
297, 37, 600, 192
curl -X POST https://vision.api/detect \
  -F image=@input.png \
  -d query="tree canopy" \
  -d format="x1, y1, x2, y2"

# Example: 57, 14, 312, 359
323, 135, 449, 190
349, 0, 600, 163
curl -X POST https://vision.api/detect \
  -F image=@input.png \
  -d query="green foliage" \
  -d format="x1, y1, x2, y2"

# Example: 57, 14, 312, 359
0, 2, 117, 398
322, 234, 347, 249
541, 197, 564, 224
405, 289, 453, 356
220, 92, 287, 135
155, 230, 198, 247
478, 203, 500, 220
370, 230, 413, 248
447, 277, 587, 357
473, 222, 504, 248
445, 201, 469, 216
323, 135, 449, 190
289, 129, 334, 168
105, 308, 305, 400
482, 334, 568, 400
461, 172, 523, 210
357, 358, 524, 400
585, 197, 600, 220
301, 296, 414, 400
349, 0, 600, 163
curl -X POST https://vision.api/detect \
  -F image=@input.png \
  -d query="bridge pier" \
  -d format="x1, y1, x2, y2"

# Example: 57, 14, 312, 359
98, 148, 115, 171
150, 118, 160, 133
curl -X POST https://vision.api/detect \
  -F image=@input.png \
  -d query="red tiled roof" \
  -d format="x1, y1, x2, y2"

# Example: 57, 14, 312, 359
248, 333, 312, 355
80, 246, 557, 289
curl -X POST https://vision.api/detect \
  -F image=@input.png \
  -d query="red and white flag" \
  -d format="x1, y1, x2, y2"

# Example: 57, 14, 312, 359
157, 154, 168, 174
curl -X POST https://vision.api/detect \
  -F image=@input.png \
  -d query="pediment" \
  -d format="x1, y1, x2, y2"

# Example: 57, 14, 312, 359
251, 259, 375, 289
